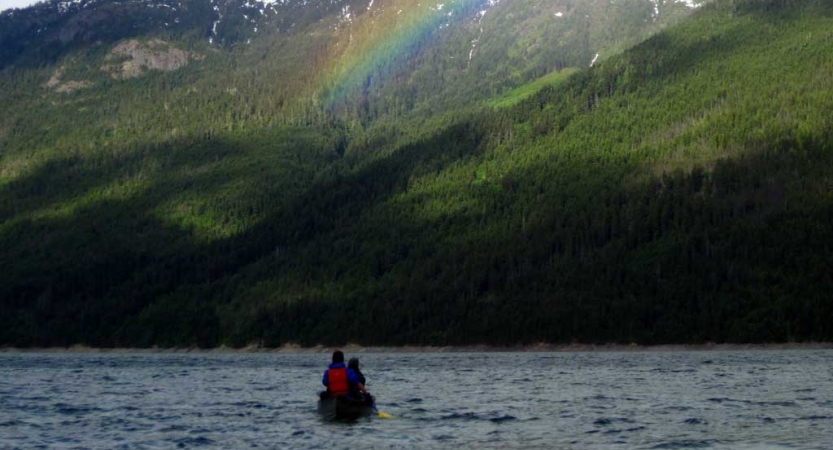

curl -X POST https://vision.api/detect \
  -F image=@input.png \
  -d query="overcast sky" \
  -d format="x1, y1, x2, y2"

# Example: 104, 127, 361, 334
0, 0, 44, 12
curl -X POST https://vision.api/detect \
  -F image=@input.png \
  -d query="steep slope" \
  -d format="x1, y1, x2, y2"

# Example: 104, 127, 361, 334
199, 0, 833, 347
0, 0, 697, 161
2, 0, 831, 347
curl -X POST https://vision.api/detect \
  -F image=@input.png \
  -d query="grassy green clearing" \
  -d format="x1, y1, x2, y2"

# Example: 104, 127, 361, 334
485, 68, 581, 109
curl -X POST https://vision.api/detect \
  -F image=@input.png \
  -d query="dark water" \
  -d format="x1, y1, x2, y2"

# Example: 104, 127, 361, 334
1, 350, 832, 449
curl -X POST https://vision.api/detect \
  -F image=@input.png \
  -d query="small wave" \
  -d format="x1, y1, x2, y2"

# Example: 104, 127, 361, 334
212, 412, 247, 418
651, 439, 717, 448
231, 401, 266, 409
432, 434, 456, 441
0, 420, 24, 427
440, 412, 481, 421
99, 391, 137, 397
489, 415, 516, 423
406, 398, 423, 403
59, 419, 85, 426
706, 397, 737, 404
54, 404, 100, 415
752, 400, 797, 407
604, 426, 646, 434
594, 417, 634, 426
105, 418, 138, 429
17, 396, 51, 402
216, 387, 242, 393
664, 406, 693, 412
173, 436, 215, 447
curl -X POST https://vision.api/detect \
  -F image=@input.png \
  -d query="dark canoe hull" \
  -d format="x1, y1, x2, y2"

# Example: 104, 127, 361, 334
317, 396, 374, 420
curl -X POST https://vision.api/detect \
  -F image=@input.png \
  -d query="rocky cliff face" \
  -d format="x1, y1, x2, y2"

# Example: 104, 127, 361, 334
101, 39, 197, 80
42, 39, 198, 93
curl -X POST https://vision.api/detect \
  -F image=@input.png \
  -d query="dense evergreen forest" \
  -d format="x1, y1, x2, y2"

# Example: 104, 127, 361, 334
1, 0, 831, 347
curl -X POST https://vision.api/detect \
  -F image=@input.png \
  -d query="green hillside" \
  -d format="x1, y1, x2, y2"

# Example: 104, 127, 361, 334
1, 0, 831, 347
486, 68, 581, 109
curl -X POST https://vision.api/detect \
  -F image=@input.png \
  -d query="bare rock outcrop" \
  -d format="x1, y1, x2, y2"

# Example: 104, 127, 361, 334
43, 65, 93, 94
101, 39, 197, 80
55, 80, 93, 93
44, 66, 65, 89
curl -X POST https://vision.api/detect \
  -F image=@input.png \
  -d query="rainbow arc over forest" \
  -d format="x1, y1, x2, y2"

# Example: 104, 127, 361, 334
318, 0, 496, 106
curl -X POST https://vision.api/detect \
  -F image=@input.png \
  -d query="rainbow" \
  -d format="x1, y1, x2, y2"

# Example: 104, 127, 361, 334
317, 0, 499, 107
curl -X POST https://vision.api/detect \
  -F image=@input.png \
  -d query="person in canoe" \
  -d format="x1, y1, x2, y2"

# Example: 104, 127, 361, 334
320, 350, 368, 401
348, 357, 374, 407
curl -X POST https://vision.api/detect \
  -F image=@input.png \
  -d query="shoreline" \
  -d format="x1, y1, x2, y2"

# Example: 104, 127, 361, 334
2, 342, 832, 354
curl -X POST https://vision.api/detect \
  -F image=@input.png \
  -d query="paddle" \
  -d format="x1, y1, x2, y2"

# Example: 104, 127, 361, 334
360, 381, 392, 418
370, 401, 393, 419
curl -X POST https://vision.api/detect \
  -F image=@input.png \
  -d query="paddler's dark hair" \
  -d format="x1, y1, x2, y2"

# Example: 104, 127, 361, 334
348, 357, 359, 370
332, 350, 344, 363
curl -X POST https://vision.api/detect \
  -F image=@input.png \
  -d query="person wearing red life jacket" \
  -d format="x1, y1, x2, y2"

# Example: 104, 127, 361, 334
321, 350, 367, 400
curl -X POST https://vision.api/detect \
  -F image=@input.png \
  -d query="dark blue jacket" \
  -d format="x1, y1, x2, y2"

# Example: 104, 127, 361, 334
353, 368, 366, 386
322, 362, 361, 388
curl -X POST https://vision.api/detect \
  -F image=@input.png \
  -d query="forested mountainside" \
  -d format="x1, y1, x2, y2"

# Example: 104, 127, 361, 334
0, 0, 697, 151
1, 0, 831, 348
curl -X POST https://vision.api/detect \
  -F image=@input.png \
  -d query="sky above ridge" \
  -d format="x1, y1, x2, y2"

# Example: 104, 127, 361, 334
0, 0, 42, 12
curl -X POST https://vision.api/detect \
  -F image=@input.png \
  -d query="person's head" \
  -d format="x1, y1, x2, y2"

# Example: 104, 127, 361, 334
348, 357, 359, 370
332, 350, 344, 364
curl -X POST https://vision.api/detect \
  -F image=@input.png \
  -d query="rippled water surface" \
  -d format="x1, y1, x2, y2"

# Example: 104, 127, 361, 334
1, 350, 832, 449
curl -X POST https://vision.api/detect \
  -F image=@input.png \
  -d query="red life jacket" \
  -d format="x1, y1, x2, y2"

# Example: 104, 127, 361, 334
327, 367, 349, 396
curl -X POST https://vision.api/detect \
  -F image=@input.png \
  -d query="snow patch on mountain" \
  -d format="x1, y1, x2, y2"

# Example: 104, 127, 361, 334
677, 0, 703, 7
468, 0, 502, 63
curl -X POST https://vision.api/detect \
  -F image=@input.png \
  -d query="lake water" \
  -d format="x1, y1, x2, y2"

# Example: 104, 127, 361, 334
1, 350, 832, 449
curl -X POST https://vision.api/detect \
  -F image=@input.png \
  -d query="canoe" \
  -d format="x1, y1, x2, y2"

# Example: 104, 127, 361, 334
317, 395, 374, 420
